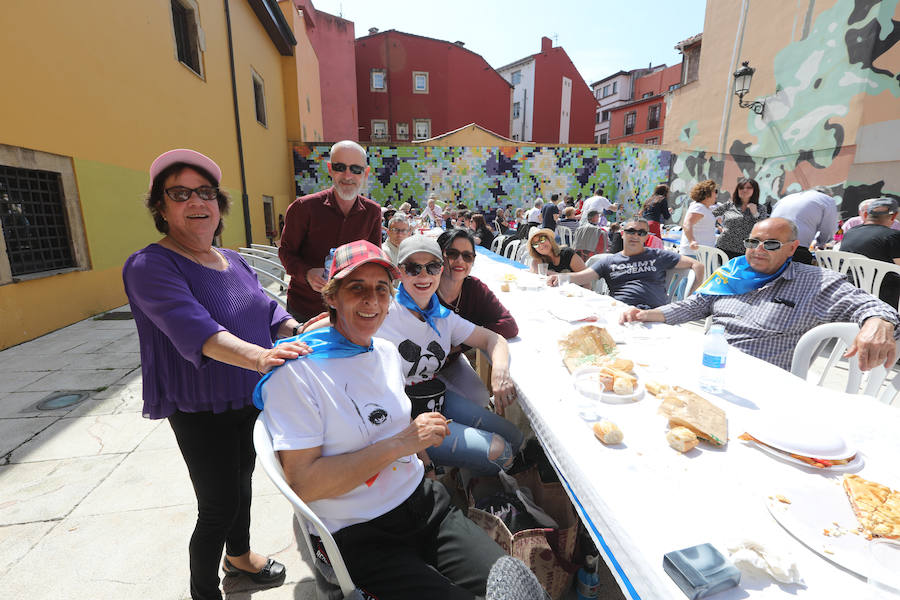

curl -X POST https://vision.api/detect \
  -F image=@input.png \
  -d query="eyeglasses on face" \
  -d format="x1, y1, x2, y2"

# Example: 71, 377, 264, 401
331, 162, 365, 175
389, 227, 410, 234
622, 228, 649, 236
165, 186, 219, 202
400, 261, 443, 276
444, 248, 476, 263
743, 238, 785, 251
531, 237, 549, 248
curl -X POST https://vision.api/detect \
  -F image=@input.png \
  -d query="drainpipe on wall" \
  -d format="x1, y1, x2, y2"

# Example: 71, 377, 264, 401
223, 0, 253, 246
522, 88, 528, 141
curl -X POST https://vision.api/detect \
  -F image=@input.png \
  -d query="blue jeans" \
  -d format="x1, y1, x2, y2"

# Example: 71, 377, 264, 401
428, 361, 524, 475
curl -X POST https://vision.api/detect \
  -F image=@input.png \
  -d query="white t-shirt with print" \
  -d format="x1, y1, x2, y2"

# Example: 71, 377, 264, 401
260, 338, 422, 534
378, 297, 476, 385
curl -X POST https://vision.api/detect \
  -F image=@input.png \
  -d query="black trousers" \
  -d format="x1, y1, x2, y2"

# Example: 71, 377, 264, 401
168, 405, 260, 600
333, 478, 506, 600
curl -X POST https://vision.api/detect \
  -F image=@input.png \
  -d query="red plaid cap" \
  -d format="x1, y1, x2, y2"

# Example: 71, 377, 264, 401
330, 240, 400, 281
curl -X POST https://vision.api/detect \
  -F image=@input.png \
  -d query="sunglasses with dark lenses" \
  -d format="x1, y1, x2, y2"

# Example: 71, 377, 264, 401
622, 228, 649, 236
331, 162, 366, 175
743, 238, 784, 251
401, 261, 443, 276
444, 248, 476, 263
165, 186, 219, 202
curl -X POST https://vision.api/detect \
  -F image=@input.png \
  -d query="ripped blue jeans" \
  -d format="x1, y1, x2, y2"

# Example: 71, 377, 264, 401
425, 386, 524, 476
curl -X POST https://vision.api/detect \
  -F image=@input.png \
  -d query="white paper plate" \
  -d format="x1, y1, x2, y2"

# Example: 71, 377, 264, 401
745, 439, 864, 472
573, 366, 644, 404
765, 479, 873, 579
745, 414, 857, 461
549, 305, 598, 323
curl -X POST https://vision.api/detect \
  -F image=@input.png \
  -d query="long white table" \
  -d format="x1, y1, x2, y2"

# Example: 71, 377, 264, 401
470, 247, 900, 600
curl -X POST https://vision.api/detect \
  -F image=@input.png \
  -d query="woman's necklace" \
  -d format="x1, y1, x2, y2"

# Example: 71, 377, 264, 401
169, 236, 222, 268
438, 282, 463, 313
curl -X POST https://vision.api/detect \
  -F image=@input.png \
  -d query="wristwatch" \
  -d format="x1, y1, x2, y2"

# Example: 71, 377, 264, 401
292, 324, 302, 337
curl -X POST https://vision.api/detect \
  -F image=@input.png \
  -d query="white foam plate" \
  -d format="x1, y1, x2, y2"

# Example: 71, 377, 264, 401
765, 479, 873, 579
746, 414, 857, 461
745, 439, 864, 472
549, 305, 598, 323
573, 366, 644, 404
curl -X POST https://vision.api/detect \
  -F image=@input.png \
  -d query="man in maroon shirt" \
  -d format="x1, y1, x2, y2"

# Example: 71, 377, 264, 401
279, 141, 382, 320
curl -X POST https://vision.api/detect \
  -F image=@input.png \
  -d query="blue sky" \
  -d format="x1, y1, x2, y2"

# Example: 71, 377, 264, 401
310, 0, 708, 86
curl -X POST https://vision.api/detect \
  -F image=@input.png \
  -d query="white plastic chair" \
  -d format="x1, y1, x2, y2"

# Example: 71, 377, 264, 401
253, 417, 358, 598
490, 234, 507, 253
516, 242, 531, 266
584, 254, 610, 295
503, 239, 521, 260
664, 267, 695, 303
815, 249, 861, 278
556, 226, 573, 246
694, 245, 729, 279
847, 257, 900, 305
790, 322, 900, 404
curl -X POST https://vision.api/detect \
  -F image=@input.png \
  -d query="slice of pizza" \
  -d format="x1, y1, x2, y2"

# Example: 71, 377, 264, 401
842, 474, 900, 539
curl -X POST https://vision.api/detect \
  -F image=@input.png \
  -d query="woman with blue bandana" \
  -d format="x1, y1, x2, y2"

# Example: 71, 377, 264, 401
258, 240, 506, 599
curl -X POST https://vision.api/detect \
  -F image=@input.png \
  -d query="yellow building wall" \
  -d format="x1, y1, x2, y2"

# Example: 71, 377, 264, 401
0, 0, 294, 349
280, 2, 325, 145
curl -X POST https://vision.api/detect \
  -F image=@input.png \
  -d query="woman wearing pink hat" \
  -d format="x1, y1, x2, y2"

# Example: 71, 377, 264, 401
123, 149, 310, 600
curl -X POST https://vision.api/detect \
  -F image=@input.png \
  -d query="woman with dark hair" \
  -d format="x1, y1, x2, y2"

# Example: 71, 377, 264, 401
679, 180, 719, 257
714, 177, 766, 259
641, 184, 671, 238
123, 149, 310, 599
472, 213, 495, 249
528, 228, 587, 273
435, 229, 518, 410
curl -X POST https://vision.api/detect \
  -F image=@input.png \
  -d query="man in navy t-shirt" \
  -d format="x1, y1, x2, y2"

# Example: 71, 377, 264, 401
541, 193, 560, 231
548, 218, 704, 308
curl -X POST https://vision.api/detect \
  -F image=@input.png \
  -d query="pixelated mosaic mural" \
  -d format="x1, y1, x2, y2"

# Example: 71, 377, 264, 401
293, 144, 673, 215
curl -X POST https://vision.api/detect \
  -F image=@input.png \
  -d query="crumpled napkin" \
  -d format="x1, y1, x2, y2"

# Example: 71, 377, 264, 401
727, 539, 804, 585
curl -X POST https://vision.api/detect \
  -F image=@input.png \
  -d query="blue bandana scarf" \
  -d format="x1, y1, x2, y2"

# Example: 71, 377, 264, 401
396, 283, 450, 336
696, 256, 791, 296
252, 327, 372, 408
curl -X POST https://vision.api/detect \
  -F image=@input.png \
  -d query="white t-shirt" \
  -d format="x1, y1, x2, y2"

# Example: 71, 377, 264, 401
526, 207, 542, 223
580, 195, 612, 222
260, 338, 422, 533
378, 298, 476, 385
679, 202, 717, 254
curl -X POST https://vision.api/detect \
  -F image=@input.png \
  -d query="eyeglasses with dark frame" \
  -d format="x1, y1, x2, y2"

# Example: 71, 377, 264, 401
444, 248, 476, 263
400, 261, 443, 276
165, 186, 219, 202
331, 162, 366, 175
743, 238, 786, 251
622, 228, 649, 236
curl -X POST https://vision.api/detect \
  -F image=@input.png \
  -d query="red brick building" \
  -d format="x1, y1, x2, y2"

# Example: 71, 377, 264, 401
608, 64, 682, 145
355, 29, 512, 142
498, 37, 598, 144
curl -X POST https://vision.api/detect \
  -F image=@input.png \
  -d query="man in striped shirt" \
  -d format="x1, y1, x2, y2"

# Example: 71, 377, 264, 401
620, 218, 899, 371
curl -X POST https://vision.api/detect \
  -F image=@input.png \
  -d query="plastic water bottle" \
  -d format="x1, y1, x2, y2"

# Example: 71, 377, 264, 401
576, 555, 600, 600
699, 324, 728, 393
323, 247, 336, 280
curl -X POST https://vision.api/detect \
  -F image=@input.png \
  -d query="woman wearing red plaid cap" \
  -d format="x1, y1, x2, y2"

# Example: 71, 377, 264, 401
124, 149, 311, 600
258, 240, 506, 599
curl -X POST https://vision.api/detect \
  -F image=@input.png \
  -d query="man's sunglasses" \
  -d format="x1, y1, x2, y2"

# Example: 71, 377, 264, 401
400, 261, 443, 276
331, 162, 365, 175
622, 228, 649, 236
743, 238, 785, 251
165, 186, 219, 202
444, 249, 476, 263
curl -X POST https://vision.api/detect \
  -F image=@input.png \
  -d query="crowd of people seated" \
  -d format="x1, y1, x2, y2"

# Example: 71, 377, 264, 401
126, 140, 900, 600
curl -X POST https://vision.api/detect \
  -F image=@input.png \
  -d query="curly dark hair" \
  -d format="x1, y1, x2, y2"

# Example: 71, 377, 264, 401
145, 163, 230, 237
689, 180, 717, 203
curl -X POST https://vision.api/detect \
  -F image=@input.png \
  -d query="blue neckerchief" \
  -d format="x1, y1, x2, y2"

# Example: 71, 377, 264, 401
252, 327, 372, 409
697, 256, 791, 296
396, 283, 450, 336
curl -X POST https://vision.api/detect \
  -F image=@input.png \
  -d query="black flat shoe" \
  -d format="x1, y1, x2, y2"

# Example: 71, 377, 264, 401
222, 557, 286, 584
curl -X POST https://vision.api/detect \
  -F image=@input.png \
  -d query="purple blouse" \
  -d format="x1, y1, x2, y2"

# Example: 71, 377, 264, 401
122, 244, 291, 419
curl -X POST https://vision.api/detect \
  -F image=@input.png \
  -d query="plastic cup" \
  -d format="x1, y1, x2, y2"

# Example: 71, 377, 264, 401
557, 273, 570, 286
536, 263, 548, 276
868, 538, 900, 596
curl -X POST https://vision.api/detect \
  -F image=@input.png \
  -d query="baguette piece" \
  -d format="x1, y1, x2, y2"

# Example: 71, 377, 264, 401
667, 427, 699, 453
657, 386, 728, 446
559, 325, 617, 372
593, 421, 624, 445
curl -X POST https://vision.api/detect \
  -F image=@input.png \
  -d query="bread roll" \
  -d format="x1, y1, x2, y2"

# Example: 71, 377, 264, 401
612, 377, 634, 395
593, 421, 624, 445
667, 426, 699, 453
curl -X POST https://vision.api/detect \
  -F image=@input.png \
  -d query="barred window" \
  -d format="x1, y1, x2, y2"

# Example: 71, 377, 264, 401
0, 165, 75, 276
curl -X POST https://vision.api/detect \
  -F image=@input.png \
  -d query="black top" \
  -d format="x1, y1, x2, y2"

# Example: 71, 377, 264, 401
475, 227, 494, 249
840, 223, 900, 308
548, 247, 577, 273
541, 203, 559, 231
642, 198, 671, 223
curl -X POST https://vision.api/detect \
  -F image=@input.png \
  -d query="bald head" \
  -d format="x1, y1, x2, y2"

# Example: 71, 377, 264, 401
329, 140, 367, 162
745, 218, 800, 274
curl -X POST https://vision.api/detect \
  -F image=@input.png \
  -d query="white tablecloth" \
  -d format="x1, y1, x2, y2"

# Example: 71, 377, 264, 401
470, 248, 900, 600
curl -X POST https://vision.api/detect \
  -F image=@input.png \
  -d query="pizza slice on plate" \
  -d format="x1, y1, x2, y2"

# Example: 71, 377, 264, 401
842, 474, 900, 539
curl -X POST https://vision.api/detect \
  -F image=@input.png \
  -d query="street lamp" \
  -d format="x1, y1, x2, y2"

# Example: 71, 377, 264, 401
733, 60, 765, 116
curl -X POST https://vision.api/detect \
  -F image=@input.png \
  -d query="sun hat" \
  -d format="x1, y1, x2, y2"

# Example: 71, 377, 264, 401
397, 236, 442, 265
329, 240, 400, 281
149, 149, 222, 189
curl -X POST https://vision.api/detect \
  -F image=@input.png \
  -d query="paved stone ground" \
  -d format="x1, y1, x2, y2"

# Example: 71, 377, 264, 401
0, 308, 894, 599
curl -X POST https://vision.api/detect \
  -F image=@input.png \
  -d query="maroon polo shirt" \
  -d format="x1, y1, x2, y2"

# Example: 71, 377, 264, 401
279, 187, 382, 317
